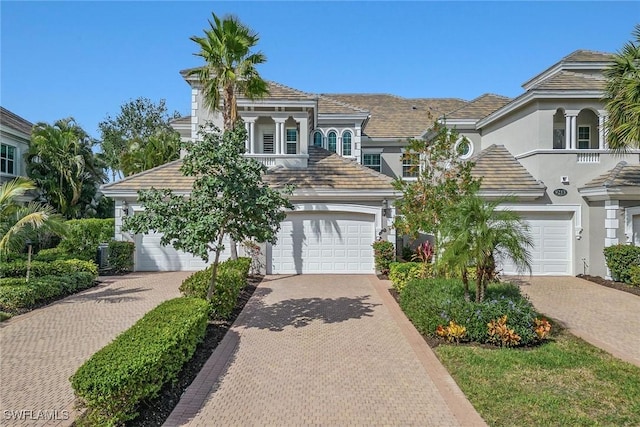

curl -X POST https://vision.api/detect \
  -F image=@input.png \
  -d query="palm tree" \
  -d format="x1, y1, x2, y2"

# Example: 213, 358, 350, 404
604, 24, 640, 150
190, 12, 270, 258
0, 177, 66, 256
190, 12, 269, 131
440, 195, 533, 302
28, 118, 106, 219
120, 130, 180, 177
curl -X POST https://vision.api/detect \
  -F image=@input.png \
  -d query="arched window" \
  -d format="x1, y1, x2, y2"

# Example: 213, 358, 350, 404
313, 131, 323, 147
328, 131, 337, 152
342, 131, 352, 156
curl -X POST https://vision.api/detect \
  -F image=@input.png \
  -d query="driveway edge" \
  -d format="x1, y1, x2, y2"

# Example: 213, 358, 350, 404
369, 276, 488, 427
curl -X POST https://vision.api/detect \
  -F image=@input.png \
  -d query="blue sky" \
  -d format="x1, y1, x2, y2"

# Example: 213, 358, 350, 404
1, 1, 638, 139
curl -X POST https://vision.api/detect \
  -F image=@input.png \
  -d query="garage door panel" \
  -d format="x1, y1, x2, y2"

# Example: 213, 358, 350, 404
271, 212, 375, 274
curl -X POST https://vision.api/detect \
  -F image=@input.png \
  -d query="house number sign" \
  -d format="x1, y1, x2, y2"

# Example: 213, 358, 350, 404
553, 188, 568, 197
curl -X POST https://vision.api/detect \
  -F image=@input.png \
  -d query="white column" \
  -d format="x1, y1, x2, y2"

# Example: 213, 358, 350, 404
604, 200, 620, 279
298, 118, 308, 154
570, 115, 577, 149
244, 122, 251, 152
565, 114, 572, 149
337, 135, 343, 156
274, 121, 282, 155
249, 121, 255, 154
598, 115, 604, 150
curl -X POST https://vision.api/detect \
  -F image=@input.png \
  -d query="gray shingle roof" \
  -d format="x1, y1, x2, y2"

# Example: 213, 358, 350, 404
472, 145, 546, 193
562, 50, 614, 63
445, 94, 511, 120
0, 107, 33, 136
581, 161, 640, 189
532, 71, 606, 91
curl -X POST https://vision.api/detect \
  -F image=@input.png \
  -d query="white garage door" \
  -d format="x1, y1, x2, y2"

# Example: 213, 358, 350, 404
499, 213, 572, 276
135, 231, 229, 271
270, 212, 375, 274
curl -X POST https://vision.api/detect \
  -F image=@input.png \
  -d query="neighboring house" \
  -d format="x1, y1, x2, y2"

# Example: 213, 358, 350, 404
0, 107, 32, 185
101, 49, 638, 278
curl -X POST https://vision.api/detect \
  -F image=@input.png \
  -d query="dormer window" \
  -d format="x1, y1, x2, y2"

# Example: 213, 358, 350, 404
328, 131, 337, 152
342, 131, 352, 156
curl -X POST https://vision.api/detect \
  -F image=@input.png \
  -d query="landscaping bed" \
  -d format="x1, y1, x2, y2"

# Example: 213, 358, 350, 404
578, 274, 640, 297
125, 277, 259, 427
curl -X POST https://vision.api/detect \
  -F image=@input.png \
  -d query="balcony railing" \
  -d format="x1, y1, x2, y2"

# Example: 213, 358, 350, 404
244, 154, 308, 169
577, 152, 600, 163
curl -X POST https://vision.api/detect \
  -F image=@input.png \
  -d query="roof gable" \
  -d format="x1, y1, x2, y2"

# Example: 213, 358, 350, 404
472, 145, 546, 196
0, 107, 33, 136
531, 71, 606, 91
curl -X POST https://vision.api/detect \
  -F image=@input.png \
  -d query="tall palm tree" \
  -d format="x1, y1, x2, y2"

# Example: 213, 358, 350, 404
190, 12, 269, 131
190, 12, 270, 258
440, 195, 533, 302
28, 118, 106, 219
604, 24, 640, 150
0, 177, 66, 256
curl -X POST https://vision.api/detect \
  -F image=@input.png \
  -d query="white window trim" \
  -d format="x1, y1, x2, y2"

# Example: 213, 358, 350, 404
362, 152, 382, 172
401, 150, 420, 180
455, 136, 474, 160
341, 129, 353, 157
577, 125, 591, 150
0, 142, 18, 176
326, 129, 338, 153
311, 130, 324, 148
285, 127, 298, 155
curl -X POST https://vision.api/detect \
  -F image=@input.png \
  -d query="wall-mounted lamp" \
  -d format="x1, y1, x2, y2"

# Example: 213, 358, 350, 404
122, 201, 129, 217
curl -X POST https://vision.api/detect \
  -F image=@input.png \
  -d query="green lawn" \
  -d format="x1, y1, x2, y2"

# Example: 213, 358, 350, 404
435, 329, 640, 426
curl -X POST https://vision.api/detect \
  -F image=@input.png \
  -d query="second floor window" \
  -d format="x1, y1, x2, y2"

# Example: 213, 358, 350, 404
313, 131, 323, 147
263, 133, 274, 154
0, 144, 16, 175
577, 126, 590, 149
342, 131, 352, 156
328, 131, 337, 152
286, 128, 297, 154
363, 153, 381, 172
402, 153, 419, 178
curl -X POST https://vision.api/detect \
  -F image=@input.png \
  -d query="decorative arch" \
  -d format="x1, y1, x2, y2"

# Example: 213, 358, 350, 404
342, 130, 353, 156
312, 130, 324, 148
327, 130, 338, 153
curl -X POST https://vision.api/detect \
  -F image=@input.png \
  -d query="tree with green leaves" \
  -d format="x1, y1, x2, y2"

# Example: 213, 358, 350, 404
98, 98, 181, 180
393, 120, 481, 262
190, 12, 269, 131
28, 118, 107, 219
604, 24, 640, 150
0, 177, 66, 257
124, 125, 292, 300
440, 194, 533, 302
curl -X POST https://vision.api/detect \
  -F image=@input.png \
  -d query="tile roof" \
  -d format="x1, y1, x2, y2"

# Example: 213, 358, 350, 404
472, 145, 546, 193
0, 107, 33, 136
317, 96, 369, 115
445, 94, 511, 120
101, 146, 394, 194
320, 94, 466, 138
562, 50, 614, 63
263, 81, 317, 101
169, 116, 190, 126
531, 71, 606, 91
581, 161, 640, 189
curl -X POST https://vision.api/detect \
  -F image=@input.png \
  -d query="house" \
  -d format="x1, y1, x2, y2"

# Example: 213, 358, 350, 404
101, 49, 638, 278
0, 107, 32, 185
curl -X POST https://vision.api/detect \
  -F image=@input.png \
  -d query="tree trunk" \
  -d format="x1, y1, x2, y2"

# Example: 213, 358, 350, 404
230, 237, 238, 260
206, 232, 226, 301
475, 268, 482, 303
462, 268, 469, 302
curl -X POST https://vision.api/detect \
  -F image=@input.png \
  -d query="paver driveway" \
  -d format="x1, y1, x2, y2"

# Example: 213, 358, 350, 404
0, 272, 189, 426
166, 275, 485, 427
515, 275, 640, 367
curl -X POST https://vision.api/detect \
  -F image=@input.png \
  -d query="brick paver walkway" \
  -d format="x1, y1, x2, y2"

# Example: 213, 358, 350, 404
0, 272, 189, 426
515, 276, 640, 367
165, 275, 486, 426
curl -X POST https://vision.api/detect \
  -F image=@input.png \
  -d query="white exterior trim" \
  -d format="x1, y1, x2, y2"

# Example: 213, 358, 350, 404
624, 206, 640, 244
498, 204, 582, 239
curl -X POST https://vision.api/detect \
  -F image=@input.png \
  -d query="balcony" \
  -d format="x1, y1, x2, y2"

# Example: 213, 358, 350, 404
577, 152, 600, 163
245, 153, 308, 169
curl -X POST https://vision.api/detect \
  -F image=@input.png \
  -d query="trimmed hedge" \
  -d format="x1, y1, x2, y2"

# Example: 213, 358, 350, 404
0, 272, 96, 312
179, 257, 251, 319
389, 261, 432, 293
58, 218, 114, 261
34, 247, 75, 262
603, 244, 640, 284
108, 241, 134, 273
0, 259, 98, 279
399, 277, 542, 346
70, 297, 210, 425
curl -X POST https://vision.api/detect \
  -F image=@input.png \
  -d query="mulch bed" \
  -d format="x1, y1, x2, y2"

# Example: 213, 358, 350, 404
577, 274, 640, 297
125, 277, 260, 427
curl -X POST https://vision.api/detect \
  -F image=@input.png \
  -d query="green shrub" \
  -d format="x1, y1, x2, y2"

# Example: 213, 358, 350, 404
179, 257, 251, 319
0, 312, 12, 322
630, 265, 640, 286
34, 247, 75, 262
70, 297, 210, 426
372, 240, 395, 274
389, 261, 432, 293
0, 272, 95, 312
108, 241, 135, 273
0, 259, 97, 279
603, 244, 640, 283
399, 278, 541, 346
58, 218, 114, 261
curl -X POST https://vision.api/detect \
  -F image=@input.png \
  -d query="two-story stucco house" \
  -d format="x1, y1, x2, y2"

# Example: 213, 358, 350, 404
0, 107, 32, 186
101, 49, 638, 278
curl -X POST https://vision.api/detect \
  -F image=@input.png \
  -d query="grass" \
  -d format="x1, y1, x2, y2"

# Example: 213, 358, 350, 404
435, 328, 640, 426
